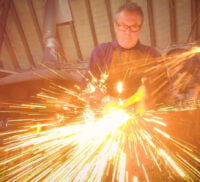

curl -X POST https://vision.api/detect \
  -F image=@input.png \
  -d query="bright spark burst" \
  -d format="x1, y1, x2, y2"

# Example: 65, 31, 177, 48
0, 46, 200, 182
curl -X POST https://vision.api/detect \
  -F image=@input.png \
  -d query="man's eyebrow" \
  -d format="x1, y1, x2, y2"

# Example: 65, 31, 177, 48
117, 22, 141, 26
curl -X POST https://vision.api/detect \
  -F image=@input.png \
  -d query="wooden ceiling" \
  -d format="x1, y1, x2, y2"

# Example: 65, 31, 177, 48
0, 0, 199, 72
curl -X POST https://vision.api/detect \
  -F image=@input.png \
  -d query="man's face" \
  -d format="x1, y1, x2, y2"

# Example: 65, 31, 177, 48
114, 10, 143, 49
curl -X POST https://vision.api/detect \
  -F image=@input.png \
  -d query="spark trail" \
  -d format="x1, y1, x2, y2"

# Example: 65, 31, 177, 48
0, 46, 200, 182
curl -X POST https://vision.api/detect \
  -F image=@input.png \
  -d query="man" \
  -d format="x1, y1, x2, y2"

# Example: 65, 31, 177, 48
83, 3, 166, 180
84, 2, 164, 108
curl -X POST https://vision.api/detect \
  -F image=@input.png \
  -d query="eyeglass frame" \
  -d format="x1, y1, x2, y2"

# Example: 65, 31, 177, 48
115, 21, 142, 32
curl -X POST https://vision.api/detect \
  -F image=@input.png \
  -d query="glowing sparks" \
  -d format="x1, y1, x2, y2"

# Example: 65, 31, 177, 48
101, 108, 130, 128
21, 104, 47, 109
190, 46, 200, 54
0, 46, 200, 181
133, 176, 138, 182
159, 149, 186, 178
143, 117, 167, 126
1, 92, 199, 182
116, 81, 123, 94
154, 127, 170, 139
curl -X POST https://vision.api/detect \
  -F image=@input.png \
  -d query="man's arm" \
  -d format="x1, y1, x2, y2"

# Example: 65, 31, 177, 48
82, 43, 113, 87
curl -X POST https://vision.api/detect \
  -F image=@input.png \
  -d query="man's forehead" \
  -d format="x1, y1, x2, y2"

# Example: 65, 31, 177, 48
116, 10, 142, 24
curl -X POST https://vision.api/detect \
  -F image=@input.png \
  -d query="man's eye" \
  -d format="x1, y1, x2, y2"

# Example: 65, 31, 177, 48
130, 25, 140, 31
119, 24, 127, 29
131, 25, 138, 28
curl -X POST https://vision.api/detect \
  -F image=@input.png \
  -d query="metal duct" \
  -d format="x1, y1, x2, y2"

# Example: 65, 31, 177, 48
43, 0, 72, 68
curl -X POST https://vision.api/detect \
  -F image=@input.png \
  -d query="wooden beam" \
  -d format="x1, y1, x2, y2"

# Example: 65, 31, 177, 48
105, 0, 115, 41
85, 0, 98, 47
4, 31, 21, 70
188, 0, 196, 41
27, 0, 44, 49
188, 0, 197, 41
0, 68, 18, 74
187, 0, 198, 42
168, 0, 177, 44
0, 1, 10, 52
197, 0, 200, 40
147, 0, 156, 46
70, 22, 83, 61
68, 1, 83, 61
10, 0, 36, 67
56, 26, 69, 63
191, 0, 200, 41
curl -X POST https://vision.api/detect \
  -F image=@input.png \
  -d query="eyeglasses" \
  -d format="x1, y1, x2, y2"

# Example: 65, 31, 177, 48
116, 22, 141, 32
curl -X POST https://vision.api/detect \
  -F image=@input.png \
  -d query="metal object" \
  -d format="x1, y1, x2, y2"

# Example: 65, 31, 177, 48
43, 0, 59, 68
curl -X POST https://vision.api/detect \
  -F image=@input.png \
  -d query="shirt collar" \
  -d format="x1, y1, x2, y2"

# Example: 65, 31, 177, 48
112, 40, 141, 51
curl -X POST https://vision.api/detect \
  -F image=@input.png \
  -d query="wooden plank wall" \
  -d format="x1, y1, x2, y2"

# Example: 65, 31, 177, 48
0, 0, 199, 72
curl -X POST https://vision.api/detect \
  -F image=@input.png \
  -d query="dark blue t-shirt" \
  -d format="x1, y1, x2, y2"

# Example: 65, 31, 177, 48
85, 41, 161, 98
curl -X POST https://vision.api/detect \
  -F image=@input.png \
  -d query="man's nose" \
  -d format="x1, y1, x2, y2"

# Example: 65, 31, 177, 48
125, 27, 132, 34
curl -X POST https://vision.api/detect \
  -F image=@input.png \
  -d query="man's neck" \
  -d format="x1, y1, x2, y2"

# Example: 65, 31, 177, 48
113, 40, 140, 51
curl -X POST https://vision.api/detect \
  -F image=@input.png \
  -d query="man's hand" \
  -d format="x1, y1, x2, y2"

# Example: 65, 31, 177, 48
121, 77, 151, 113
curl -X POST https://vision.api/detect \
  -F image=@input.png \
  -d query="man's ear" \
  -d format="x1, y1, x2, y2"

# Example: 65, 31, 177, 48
113, 22, 117, 31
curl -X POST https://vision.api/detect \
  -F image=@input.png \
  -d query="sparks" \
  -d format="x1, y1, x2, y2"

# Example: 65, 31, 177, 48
0, 46, 200, 181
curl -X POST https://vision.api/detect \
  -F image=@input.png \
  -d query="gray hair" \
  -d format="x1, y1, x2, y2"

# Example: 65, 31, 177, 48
115, 2, 144, 23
